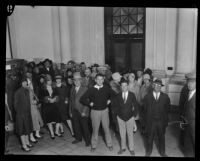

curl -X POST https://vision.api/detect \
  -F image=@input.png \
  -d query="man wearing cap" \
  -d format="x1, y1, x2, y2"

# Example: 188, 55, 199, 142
69, 72, 91, 146
109, 72, 122, 135
143, 78, 170, 157
182, 72, 196, 156
138, 73, 153, 135
80, 73, 114, 152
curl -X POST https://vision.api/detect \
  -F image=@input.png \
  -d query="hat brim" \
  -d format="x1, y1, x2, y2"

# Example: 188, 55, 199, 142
153, 82, 164, 86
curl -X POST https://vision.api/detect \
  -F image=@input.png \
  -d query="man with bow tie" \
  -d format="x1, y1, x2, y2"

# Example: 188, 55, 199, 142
113, 78, 138, 156
143, 78, 170, 157
80, 73, 115, 152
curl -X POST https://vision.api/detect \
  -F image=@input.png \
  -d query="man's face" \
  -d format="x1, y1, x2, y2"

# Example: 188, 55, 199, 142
144, 78, 150, 85
153, 83, 162, 93
56, 79, 62, 84
22, 81, 28, 88
73, 78, 82, 87
121, 82, 128, 92
95, 76, 104, 86
85, 69, 91, 77
45, 62, 50, 68
137, 71, 143, 78
187, 80, 196, 91
128, 74, 135, 82
47, 80, 52, 86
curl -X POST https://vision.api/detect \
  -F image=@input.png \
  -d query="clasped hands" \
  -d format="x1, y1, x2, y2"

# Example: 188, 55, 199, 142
89, 100, 111, 107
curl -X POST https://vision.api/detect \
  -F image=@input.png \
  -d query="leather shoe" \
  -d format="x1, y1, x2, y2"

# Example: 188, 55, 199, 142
35, 135, 43, 139
85, 142, 91, 147
29, 139, 38, 143
50, 136, 55, 140
55, 133, 62, 137
130, 150, 135, 156
72, 140, 81, 144
160, 153, 168, 157
27, 144, 34, 148
21, 146, 31, 152
108, 146, 113, 151
145, 152, 151, 157
118, 149, 126, 154
90, 147, 96, 152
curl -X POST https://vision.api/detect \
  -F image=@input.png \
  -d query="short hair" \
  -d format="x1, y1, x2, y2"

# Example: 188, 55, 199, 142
120, 77, 129, 85
95, 73, 104, 79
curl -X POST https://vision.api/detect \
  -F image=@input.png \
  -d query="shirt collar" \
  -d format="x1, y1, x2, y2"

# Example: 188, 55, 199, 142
94, 84, 103, 89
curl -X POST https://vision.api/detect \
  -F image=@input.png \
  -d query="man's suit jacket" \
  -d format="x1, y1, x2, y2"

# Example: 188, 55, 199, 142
69, 85, 90, 117
143, 91, 170, 133
114, 91, 138, 121
184, 92, 195, 143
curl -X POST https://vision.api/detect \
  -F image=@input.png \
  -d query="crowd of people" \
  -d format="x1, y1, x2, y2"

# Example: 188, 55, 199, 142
5, 58, 196, 156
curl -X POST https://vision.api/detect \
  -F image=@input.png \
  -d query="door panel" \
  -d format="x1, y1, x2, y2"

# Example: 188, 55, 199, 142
130, 41, 143, 71
113, 41, 127, 72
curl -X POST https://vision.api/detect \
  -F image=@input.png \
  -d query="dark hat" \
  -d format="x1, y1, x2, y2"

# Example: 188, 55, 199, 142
21, 77, 28, 83
185, 72, 196, 81
120, 77, 129, 85
43, 59, 51, 64
153, 78, 164, 86
45, 74, 52, 81
55, 75, 62, 80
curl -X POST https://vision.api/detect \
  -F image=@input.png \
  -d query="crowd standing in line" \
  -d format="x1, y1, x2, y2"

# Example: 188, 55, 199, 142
5, 58, 195, 157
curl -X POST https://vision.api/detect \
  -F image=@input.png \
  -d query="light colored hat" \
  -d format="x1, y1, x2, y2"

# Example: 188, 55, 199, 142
73, 72, 82, 79
128, 73, 135, 78
97, 66, 107, 71
55, 75, 62, 80
153, 78, 164, 86
143, 74, 150, 80
112, 72, 122, 81
186, 72, 196, 80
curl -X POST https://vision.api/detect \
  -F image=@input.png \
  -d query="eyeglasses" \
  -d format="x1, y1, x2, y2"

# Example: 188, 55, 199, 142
153, 83, 162, 87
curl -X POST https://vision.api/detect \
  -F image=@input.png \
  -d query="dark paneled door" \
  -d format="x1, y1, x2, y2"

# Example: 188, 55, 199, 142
105, 7, 145, 73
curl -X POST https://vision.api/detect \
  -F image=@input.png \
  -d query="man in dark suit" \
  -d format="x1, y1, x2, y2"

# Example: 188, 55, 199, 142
143, 78, 170, 157
178, 74, 189, 147
41, 59, 55, 80
69, 72, 91, 146
182, 72, 196, 156
114, 78, 138, 156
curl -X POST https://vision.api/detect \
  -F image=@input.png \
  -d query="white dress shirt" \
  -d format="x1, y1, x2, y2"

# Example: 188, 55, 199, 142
122, 91, 128, 102
94, 85, 103, 90
188, 89, 196, 101
153, 91, 160, 100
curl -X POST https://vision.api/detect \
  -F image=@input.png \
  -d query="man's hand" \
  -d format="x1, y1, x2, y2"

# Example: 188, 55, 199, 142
69, 112, 72, 118
81, 113, 86, 117
133, 118, 137, 132
33, 100, 37, 105
107, 100, 111, 105
5, 125, 9, 131
90, 102, 94, 107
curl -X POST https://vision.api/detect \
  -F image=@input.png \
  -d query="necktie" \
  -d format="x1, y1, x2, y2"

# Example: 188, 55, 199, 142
123, 93, 126, 103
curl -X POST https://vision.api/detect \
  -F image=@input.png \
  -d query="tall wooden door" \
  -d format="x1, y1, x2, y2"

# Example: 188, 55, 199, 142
105, 7, 145, 73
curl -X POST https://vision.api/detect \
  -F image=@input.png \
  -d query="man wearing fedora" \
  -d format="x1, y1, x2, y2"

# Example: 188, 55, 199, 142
181, 72, 196, 156
143, 78, 170, 157
69, 72, 91, 146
